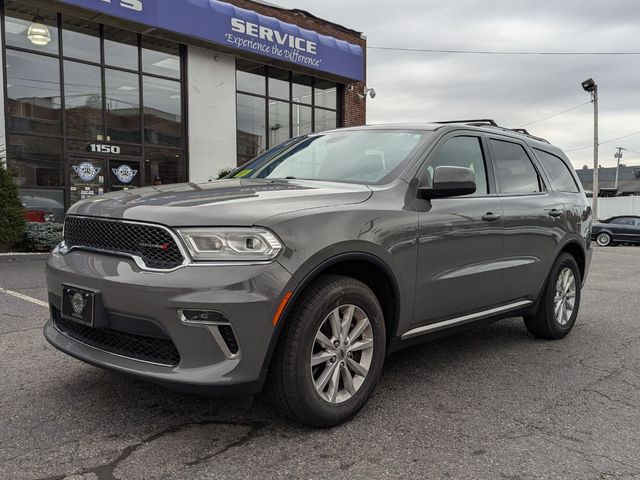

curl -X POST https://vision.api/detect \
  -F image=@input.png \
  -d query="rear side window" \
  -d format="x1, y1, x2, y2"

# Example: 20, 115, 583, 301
425, 136, 488, 195
610, 217, 636, 225
490, 139, 542, 194
534, 149, 580, 193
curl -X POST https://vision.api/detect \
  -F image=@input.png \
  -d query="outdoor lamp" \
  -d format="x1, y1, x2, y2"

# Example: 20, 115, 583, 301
581, 78, 596, 93
27, 16, 52, 46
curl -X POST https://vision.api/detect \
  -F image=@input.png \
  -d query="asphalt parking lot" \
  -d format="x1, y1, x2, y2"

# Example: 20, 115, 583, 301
1, 247, 640, 480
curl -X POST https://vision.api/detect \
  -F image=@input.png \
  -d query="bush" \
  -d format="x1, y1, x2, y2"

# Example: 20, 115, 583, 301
0, 165, 25, 251
217, 167, 235, 179
23, 222, 63, 252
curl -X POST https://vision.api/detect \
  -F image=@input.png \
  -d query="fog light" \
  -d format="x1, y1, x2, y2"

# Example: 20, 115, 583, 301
178, 309, 227, 325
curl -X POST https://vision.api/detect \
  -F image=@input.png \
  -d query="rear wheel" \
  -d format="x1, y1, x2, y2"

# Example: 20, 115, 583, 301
524, 253, 581, 340
268, 275, 386, 427
596, 232, 612, 247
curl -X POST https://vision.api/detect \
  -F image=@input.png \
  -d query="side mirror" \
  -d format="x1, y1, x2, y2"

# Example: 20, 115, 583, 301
418, 166, 476, 199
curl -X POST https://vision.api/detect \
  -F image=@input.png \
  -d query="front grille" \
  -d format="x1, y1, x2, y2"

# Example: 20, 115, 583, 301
64, 216, 184, 269
54, 314, 180, 366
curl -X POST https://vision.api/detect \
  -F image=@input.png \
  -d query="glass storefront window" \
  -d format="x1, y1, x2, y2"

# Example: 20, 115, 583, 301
315, 79, 338, 110
7, 135, 62, 187
144, 148, 183, 186
104, 27, 139, 70
142, 38, 181, 79
62, 17, 100, 63
235, 62, 341, 165
315, 109, 338, 132
6, 50, 61, 135
293, 104, 312, 136
105, 69, 141, 143
237, 94, 267, 164
268, 68, 290, 100
64, 61, 103, 139
143, 76, 182, 148
292, 74, 313, 105
4, 2, 59, 55
269, 100, 291, 146
237, 60, 266, 96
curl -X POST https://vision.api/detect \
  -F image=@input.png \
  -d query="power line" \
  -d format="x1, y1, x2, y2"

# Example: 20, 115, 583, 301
367, 46, 640, 55
565, 129, 640, 152
518, 101, 592, 128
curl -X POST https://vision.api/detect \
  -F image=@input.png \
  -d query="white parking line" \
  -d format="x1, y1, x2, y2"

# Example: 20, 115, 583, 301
0, 288, 48, 308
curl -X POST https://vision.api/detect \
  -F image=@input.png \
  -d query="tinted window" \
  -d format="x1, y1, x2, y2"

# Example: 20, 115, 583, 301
491, 140, 542, 194
425, 136, 488, 195
535, 149, 579, 193
269, 100, 291, 146
610, 217, 635, 225
106, 69, 141, 143
237, 94, 267, 163
62, 17, 100, 62
143, 76, 182, 147
104, 27, 138, 70
142, 37, 180, 79
315, 109, 337, 133
6, 50, 61, 135
64, 61, 103, 139
4, 3, 58, 55
8, 134, 62, 187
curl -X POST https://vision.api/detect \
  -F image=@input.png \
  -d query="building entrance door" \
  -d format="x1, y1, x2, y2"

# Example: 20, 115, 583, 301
67, 155, 143, 208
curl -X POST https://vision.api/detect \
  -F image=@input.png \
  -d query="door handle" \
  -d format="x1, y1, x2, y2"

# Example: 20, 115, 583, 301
482, 212, 502, 222
548, 209, 565, 218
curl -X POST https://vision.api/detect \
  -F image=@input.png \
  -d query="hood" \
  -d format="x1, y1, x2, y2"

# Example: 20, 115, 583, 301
67, 179, 372, 226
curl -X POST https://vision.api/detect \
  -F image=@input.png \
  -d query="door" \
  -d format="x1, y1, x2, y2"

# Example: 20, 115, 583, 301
488, 138, 565, 302
67, 156, 142, 209
68, 156, 107, 206
412, 134, 505, 328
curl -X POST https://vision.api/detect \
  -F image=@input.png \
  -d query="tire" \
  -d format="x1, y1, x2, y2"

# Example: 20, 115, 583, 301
524, 253, 581, 340
268, 274, 386, 427
596, 232, 612, 247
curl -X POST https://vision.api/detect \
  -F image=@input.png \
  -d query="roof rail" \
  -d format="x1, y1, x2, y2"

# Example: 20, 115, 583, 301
434, 120, 550, 144
435, 119, 498, 127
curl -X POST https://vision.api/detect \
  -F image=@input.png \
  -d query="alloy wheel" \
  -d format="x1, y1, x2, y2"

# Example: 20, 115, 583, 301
310, 304, 374, 404
596, 233, 611, 247
554, 268, 576, 326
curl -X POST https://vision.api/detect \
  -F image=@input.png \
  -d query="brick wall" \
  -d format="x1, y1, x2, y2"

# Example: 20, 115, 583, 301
226, 0, 367, 127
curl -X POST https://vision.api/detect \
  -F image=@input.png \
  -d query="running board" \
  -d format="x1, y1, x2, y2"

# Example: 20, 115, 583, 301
401, 300, 534, 340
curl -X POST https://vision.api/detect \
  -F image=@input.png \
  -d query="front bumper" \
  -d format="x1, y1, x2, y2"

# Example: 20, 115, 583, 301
44, 247, 292, 394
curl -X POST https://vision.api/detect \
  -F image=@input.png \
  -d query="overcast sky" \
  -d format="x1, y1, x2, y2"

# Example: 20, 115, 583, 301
275, 0, 640, 169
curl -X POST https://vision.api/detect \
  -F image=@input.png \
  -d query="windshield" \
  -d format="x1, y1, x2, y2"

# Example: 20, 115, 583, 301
235, 130, 431, 185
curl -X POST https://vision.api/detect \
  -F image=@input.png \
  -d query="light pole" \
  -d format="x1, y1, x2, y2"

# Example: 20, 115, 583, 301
614, 146, 626, 192
582, 78, 599, 219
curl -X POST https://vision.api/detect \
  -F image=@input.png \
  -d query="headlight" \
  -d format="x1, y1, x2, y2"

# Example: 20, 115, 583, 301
177, 228, 283, 262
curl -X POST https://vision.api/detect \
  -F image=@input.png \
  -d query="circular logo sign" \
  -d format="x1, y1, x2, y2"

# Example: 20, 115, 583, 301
112, 164, 138, 184
71, 293, 86, 315
72, 162, 101, 182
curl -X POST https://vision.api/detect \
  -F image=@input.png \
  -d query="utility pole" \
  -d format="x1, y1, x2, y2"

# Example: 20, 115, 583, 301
582, 78, 599, 220
614, 147, 626, 191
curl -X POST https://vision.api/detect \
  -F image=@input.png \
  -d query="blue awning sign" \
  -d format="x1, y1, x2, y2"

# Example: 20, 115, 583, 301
56, 0, 365, 81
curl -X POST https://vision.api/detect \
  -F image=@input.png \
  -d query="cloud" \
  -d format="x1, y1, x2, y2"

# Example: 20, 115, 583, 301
277, 0, 640, 167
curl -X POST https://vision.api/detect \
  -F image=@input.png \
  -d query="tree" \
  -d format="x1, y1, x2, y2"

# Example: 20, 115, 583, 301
0, 163, 25, 250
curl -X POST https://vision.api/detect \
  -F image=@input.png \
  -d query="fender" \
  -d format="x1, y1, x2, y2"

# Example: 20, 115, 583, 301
257, 251, 403, 380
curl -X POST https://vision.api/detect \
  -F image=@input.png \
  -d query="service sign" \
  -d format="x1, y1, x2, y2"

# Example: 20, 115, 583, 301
56, 0, 365, 81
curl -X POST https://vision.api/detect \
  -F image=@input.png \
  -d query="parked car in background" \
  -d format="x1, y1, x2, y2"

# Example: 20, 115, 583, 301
20, 189, 65, 223
592, 216, 640, 246
44, 120, 592, 427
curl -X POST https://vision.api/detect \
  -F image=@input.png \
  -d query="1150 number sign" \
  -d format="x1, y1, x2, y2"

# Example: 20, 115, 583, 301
89, 144, 121, 154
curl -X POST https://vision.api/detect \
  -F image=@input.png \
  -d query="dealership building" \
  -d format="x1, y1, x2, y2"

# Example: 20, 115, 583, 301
0, 0, 367, 220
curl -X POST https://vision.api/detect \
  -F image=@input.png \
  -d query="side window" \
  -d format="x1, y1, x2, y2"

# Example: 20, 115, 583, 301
534, 149, 580, 193
425, 136, 488, 195
490, 139, 542, 194
611, 217, 634, 225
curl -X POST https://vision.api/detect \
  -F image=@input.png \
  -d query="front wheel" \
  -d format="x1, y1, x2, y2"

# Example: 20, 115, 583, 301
268, 275, 386, 427
524, 253, 581, 340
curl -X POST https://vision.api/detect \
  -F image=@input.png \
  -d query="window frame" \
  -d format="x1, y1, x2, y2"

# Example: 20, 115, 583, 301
486, 135, 549, 197
414, 131, 496, 198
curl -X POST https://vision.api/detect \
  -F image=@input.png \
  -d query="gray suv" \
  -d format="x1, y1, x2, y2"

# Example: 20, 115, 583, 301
44, 120, 592, 427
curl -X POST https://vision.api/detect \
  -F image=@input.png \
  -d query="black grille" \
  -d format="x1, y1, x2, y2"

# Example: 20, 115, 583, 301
64, 216, 184, 269
54, 314, 180, 366
218, 325, 239, 355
